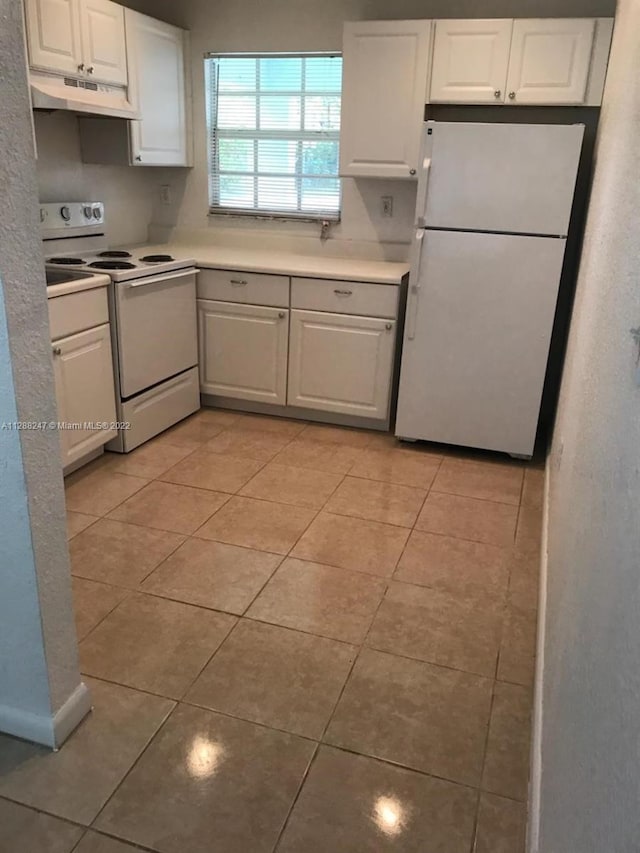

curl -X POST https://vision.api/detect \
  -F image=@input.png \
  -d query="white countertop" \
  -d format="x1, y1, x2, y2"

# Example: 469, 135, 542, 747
46, 272, 111, 299
132, 243, 410, 285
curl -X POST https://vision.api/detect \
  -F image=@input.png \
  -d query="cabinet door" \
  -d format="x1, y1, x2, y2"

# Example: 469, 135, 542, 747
340, 20, 432, 180
430, 20, 513, 103
506, 19, 595, 104
24, 0, 83, 75
79, 0, 128, 85
288, 310, 395, 420
52, 323, 117, 468
198, 300, 289, 405
126, 10, 189, 166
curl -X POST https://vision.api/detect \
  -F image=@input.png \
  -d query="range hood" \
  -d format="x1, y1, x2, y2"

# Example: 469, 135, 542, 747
30, 70, 138, 120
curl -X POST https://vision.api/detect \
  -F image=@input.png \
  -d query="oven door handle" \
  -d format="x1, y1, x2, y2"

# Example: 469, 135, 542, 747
121, 268, 198, 289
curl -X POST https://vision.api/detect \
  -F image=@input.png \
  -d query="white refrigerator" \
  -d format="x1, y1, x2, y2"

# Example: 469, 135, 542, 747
395, 120, 584, 458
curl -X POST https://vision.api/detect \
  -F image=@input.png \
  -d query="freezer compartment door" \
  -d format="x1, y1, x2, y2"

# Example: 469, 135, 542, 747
422, 121, 584, 236
396, 230, 566, 457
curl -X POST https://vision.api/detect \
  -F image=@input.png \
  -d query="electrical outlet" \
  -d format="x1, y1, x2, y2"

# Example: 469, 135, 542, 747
381, 195, 393, 218
160, 184, 172, 205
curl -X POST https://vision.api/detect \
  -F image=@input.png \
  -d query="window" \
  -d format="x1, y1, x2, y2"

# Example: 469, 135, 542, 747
205, 53, 342, 219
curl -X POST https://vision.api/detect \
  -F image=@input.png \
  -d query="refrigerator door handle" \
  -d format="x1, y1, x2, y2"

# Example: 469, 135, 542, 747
415, 157, 431, 228
406, 230, 424, 341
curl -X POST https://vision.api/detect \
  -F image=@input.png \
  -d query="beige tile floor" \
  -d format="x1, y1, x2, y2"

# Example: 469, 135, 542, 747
0, 409, 542, 853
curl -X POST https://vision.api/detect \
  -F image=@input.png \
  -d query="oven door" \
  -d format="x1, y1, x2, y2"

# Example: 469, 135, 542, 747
115, 268, 198, 399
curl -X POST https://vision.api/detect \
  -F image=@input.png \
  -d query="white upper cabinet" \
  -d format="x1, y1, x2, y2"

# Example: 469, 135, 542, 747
430, 19, 513, 104
25, 0, 127, 85
125, 10, 189, 166
79, 0, 127, 85
25, 0, 83, 76
506, 19, 595, 104
428, 17, 612, 106
340, 20, 432, 180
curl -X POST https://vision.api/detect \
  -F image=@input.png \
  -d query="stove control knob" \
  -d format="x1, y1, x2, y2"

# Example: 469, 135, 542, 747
92, 207, 103, 221
60, 206, 71, 222
83, 205, 93, 219
40, 208, 47, 223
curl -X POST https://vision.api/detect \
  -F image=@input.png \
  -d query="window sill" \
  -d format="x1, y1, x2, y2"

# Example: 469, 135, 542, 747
207, 208, 341, 225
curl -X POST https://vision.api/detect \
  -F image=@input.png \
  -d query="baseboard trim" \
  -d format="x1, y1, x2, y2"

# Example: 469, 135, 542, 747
527, 464, 551, 853
52, 681, 92, 747
0, 681, 91, 748
200, 395, 390, 432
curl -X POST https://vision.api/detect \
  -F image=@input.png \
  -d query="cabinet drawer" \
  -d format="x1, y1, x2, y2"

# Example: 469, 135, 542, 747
49, 286, 110, 341
198, 268, 289, 307
291, 278, 398, 319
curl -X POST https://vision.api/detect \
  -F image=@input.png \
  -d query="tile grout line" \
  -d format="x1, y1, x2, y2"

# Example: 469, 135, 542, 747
129, 429, 341, 712
66, 514, 101, 542
269, 481, 388, 853
75, 589, 132, 646
270, 744, 321, 853
64, 416, 536, 851
66, 469, 150, 520
113, 426, 301, 597
84, 698, 180, 839
0, 796, 91, 837
168, 435, 364, 707
69, 824, 157, 853
310, 473, 417, 761
81, 601, 530, 688
473, 678, 501, 851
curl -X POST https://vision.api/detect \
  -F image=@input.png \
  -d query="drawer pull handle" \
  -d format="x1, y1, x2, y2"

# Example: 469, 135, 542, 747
334, 288, 353, 296
385, 323, 393, 331
230, 279, 248, 286
52, 346, 62, 356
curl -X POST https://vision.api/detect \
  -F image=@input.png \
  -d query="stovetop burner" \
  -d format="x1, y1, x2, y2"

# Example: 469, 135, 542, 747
98, 250, 133, 259
89, 260, 137, 271
141, 254, 175, 263
48, 257, 86, 265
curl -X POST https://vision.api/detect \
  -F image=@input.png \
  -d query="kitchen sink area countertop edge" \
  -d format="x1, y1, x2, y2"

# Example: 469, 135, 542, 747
128, 244, 410, 285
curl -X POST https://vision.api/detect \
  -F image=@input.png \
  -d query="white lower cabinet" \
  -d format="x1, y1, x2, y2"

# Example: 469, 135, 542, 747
197, 300, 289, 405
287, 310, 395, 419
52, 321, 117, 467
197, 272, 401, 424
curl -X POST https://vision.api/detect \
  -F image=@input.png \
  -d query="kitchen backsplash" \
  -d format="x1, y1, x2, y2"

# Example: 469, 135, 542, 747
34, 111, 181, 247
34, 110, 417, 255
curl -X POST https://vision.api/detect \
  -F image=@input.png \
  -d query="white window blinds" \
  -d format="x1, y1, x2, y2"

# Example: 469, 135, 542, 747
205, 53, 342, 219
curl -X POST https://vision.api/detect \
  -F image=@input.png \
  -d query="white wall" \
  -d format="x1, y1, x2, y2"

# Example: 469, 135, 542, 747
34, 111, 177, 247
0, 0, 90, 747
127, 0, 615, 253
534, 2, 640, 850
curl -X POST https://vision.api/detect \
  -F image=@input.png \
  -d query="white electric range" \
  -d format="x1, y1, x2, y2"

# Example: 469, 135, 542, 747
42, 202, 200, 452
